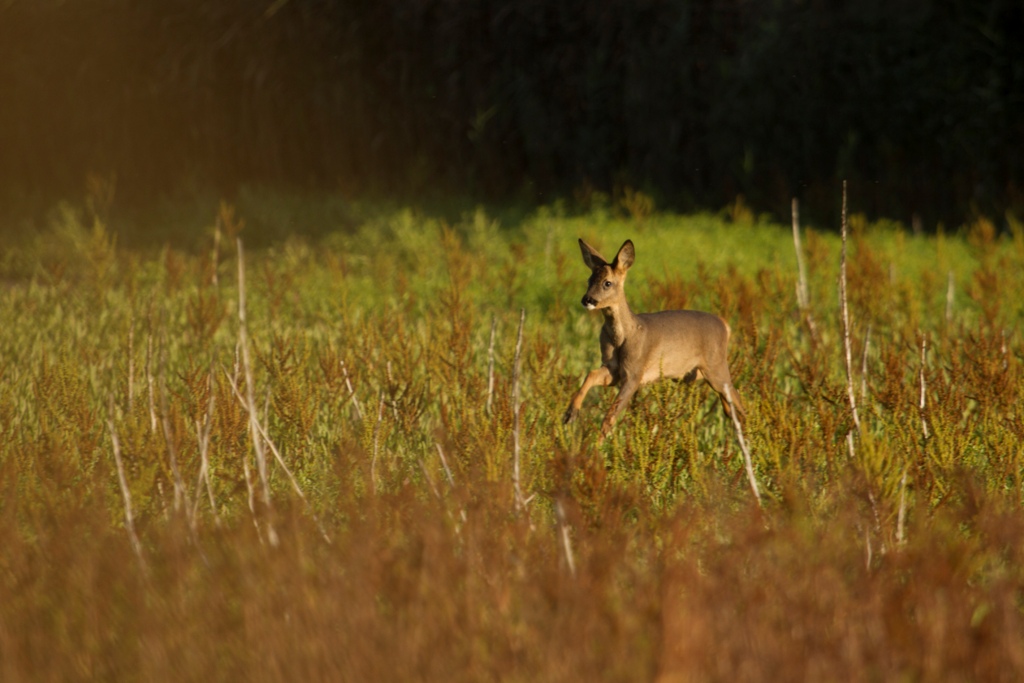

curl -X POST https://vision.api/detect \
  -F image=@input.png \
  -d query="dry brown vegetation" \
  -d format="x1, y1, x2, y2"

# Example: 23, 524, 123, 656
1, 200, 1023, 681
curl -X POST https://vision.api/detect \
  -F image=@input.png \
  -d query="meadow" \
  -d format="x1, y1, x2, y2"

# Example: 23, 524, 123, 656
1, 190, 1023, 681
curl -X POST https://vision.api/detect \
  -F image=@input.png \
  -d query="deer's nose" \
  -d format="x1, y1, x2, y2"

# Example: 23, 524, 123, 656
582, 295, 597, 308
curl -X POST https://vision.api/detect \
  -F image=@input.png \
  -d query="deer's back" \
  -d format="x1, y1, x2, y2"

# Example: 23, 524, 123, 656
634, 309, 731, 380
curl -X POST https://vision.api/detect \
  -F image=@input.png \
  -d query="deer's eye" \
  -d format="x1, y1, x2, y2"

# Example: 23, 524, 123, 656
603, 280, 613, 289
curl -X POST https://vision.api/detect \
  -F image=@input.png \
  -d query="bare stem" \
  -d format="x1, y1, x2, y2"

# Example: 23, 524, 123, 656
107, 406, 147, 573
419, 453, 468, 539
371, 390, 385, 495
511, 308, 527, 512
436, 443, 455, 488
385, 361, 400, 421
419, 459, 442, 500
1002, 329, 1010, 372
946, 271, 954, 327
222, 368, 261, 542
864, 529, 873, 570
860, 323, 872, 402
127, 313, 135, 407
724, 383, 761, 507
486, 315, 497, 415
839, 180, 861, 433
222, 373, 331, 544
791, 198, 818, 339
919, 335, 930, 440
146, 329, 157, 434
193, 365, 221, 526
866, 486, 885, 555
211, 214, 221, 288
340, 360, 364, 421
157, 348, 192, 523
897, 468, 909, 546
237, 237, 277, 547
554, 498, 577, 578
792, 198, 809, 310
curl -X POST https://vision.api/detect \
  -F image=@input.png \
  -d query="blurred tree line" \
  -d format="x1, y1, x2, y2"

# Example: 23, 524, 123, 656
1, 0, 1021, 227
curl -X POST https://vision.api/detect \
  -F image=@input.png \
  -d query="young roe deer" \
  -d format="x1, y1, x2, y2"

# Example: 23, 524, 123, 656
563, 238, 745, 440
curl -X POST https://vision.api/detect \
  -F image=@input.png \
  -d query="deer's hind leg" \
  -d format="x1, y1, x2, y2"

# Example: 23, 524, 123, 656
702, 367, 745, 420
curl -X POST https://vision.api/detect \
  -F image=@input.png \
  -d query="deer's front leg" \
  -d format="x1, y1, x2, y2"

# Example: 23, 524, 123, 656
598, 377, 640, 442
563, 366, 614, 424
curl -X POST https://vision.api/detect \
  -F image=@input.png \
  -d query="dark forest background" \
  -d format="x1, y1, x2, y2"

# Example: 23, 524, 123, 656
1, 0, 1022, 228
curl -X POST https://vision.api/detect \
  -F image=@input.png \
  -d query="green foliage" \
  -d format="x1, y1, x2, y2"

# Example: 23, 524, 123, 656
2, 198, 1024, 679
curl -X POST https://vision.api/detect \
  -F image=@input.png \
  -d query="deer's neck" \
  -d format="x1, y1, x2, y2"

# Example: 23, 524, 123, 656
602, 299, 641, 347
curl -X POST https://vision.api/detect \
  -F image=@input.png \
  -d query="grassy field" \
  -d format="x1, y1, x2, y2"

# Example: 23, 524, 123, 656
1, 192, 1023, 681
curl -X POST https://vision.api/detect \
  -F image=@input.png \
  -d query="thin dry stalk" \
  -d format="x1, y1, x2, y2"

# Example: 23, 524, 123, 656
263, 389, 271, 430
157, 364, 206, 558
237, 238, 277, 547
237, 239, 270, 503
146, 330, 157, 433
221, 367, 260, 540
211, 215, 221, 288
864, 529, 873, 570
851, 409, 885, 554
193, 416, 218, 524
486, 315, 497, 415
436, 443, 455, 488
107, 407, 147, 573
511, 308, 528, 512
554, 498, 577, 578
157, 355, 192, 522
839, 181, 861, 433
419, 459, 442, 500
946, 271, 955, 326
867, 486, 885, 554
791, 198, 816, 337
340, 360, 364, 421
193, 366, 220, 526
223, 374, 332, 544
432, 443, 468, 531
792, 199, 809, 309
897, 468, 909, 546
371, 389, 385, 495
919, 336, 930, 440
127, 313, 135, 406
385, 361, 399, 420
1001, 330, 1010, 372
155, 480, 169, 522
860, 323, 872, 401
724, 383, 761, 507
418, 454, 467, 539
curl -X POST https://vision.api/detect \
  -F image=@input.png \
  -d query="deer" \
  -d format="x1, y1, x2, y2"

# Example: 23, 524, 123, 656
563, 238, 745, 441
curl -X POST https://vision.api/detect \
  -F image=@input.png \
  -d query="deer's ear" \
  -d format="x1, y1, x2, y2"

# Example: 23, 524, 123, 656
578, 238, 607, 271
613, 240, 635, 272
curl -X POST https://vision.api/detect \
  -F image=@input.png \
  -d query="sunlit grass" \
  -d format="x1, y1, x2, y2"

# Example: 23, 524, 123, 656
1, 193, 1023, 681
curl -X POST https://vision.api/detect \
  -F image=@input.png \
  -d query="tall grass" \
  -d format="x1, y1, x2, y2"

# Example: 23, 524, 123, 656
1, 196, 1023, 681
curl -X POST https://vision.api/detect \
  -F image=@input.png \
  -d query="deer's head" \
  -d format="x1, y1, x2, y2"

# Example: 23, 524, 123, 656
578, 238, 635, 310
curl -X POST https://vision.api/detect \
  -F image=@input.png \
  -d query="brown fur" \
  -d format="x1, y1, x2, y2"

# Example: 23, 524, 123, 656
564, 238, 744, 441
